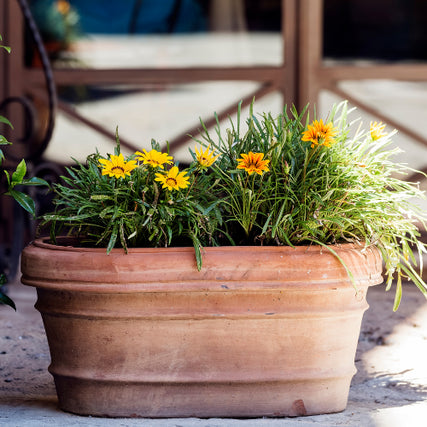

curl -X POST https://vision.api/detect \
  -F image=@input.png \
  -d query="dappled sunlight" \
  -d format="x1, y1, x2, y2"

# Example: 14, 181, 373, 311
349, 284, 427, 425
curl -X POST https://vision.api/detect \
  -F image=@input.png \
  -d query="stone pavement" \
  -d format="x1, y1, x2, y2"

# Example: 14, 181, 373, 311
1, 279, 427, 427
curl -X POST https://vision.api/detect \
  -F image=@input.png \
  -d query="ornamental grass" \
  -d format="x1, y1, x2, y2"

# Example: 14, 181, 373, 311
42, 101, 427, 309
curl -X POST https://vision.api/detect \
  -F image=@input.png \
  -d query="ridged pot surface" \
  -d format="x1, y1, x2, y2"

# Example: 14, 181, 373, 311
21, 238, 383, 418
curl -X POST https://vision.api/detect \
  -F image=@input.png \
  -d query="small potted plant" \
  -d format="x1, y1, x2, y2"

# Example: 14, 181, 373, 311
21, 101, 427, 418
29, 0, 81, 65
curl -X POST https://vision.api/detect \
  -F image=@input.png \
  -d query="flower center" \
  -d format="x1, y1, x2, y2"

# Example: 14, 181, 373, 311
199, 156, 210, 165
318, 131, 327, 140
112, 166, 125, 173
166, 177, 178, 186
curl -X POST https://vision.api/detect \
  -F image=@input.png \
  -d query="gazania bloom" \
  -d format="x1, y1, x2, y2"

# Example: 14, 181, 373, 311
135, 149, 173, 169
195, 145, 219, 168
370, 121, 387, 140
236, 152, 270, 175
155, 166, 190, 191
302, 119, 338, 148
98, 153, 137, 179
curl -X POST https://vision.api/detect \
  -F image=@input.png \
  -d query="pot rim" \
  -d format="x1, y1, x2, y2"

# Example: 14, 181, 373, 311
32, 236, 370, 254
22, 237, 383, 293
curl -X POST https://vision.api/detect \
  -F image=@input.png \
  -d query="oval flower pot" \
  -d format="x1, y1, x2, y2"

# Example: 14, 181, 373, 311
21, 237, 382, 418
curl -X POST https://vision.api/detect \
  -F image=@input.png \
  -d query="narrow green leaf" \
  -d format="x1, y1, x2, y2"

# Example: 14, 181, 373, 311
12, 159, 27, 184
90, 194, 112, 201
0, 115, 13, 128
42, 213, 95, 221
194, 241, 202, 271
115, 127, 120, 155
0, 275, 16, 310
261, 211, 274, 235
392, 275, 402, 312
311, 239, 356, 288
107, 224, 119, 253
0, 291, 16, 310
166, 225, 173, 244
4, 169, 10, 186
272, 203, 287, 236
0, 36, 11, 54
7, 189, 36, 216
21, 176, 49, 186
0, 135, 11, 145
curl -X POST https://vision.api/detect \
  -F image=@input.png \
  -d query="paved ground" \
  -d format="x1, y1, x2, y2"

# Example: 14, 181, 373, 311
1, 279, 427, 427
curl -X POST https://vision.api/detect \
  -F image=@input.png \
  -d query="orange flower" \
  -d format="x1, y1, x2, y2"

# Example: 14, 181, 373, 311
56, 0, 71, 15
236, 152, 270, 175
302, 119, 338, 148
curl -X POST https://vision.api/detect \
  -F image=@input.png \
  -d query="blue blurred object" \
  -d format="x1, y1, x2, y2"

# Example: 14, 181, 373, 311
69, 0, 207, 34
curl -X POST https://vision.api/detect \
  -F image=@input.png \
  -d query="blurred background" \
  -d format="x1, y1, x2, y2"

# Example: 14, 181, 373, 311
2, 0, 427, 278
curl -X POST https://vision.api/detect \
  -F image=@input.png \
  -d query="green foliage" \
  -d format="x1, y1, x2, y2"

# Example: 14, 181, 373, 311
43, 101, 427, 310
1, 123, 48, 310
0, 36, 48, 218
42, 139, 221, 270
197, 101, 427, 310
1, 35, 48, 309
3, 159, 48, 216
0, 114, 13, 163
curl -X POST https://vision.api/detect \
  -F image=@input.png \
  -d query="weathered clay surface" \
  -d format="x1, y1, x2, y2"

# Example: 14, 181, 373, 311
2, 281, 427, 426
20, 238, 383, 417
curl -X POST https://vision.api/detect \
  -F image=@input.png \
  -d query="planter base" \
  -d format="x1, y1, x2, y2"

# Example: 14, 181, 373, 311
22, 239, 383, 418
55, 377, 350, 418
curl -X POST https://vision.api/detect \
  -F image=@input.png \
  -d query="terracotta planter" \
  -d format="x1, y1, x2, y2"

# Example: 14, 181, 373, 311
21, 238, 382, 418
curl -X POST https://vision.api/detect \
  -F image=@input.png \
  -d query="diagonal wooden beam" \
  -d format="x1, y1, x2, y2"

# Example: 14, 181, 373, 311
57, 83, 278, 156
167, 83, 277, 152
329, 85, 427, 149
57, 99, 141, 153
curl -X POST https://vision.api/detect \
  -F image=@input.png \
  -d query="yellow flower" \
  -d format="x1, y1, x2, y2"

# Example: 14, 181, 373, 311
195, 145, 219, 168
155, 166, 190, 191
98, 153, 137, 179
135, 149, 173, 169
370, 121, 387, 140
236, 152, 270, 175
302, 119, 338, 148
